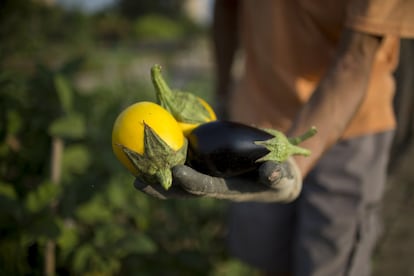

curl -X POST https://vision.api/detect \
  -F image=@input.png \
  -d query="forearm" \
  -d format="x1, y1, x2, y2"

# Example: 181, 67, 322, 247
212, 0, 239, 104
289, 28, 382, 176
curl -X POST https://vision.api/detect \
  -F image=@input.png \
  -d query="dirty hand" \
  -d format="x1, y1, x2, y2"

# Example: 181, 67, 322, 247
134, 158, 302, 203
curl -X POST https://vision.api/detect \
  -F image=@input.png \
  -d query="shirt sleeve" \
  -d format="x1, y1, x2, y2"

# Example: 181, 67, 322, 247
346, 0, 414, 38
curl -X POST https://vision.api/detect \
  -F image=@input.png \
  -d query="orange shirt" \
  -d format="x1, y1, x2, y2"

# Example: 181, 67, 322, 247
229, 0, 414, 138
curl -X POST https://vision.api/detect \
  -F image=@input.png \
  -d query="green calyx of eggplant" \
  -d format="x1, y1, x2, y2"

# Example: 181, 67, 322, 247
150, 64, 211, 124
119, 123, 187, 190
255, 126, 317, 163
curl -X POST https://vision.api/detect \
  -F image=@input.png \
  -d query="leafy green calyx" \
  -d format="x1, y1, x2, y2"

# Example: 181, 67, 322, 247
119, 123, 187, 190
254, 126, 317, 163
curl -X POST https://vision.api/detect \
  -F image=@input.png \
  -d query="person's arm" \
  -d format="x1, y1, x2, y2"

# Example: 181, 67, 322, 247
288, 28, 382, 176
212, 0, 239, 117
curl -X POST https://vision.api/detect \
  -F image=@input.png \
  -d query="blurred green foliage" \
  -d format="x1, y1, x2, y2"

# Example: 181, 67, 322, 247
0, 0, 258, 275
133, 14, 186, 41
117, 0, 184, 20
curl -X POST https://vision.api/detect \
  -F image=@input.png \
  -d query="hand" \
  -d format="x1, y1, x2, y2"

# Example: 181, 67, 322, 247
134, 158, 302, 203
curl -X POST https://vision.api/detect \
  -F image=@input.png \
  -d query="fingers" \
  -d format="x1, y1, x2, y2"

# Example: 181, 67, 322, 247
134, 160, 302, 203
173, 164, 262, 195
172, 165, 298, 202
258, 161, 285, 187
172, 165, 228, 195
259, 158, 301, 188
258, 158, 303, 202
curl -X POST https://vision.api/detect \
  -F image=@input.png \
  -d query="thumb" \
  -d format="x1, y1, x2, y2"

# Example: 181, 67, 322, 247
259, 158, 302, 190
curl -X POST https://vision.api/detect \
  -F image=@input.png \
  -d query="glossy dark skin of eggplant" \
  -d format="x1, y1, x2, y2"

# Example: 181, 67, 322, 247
186, 121, 273, 177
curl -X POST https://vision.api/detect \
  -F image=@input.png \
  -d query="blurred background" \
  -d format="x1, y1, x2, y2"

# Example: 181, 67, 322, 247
0, 0, 413, 275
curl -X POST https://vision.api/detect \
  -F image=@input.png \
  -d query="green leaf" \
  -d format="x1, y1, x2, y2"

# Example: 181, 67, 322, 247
54, 74, 73, 113
94, 224, 126, 248
62, 144, 91, 175
6, 110, 22, 135
26, 215, 61, 240
212, 259, 259, 276
57, 221, 79, 260
106, 181, 126, 209
0, 182, 17, 199
73, 244, 96, 272
59, 56, 85, 76
0, 239, 30, 275
76, 197, 113, 224
0, 182, 22, 223
48, 113, 86, 139
114, 232, 157, 257
25, 181, 60, 213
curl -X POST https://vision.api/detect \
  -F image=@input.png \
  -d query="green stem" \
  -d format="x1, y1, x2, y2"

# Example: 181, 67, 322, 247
151, 64, 173, 106
288, 126, 318, 145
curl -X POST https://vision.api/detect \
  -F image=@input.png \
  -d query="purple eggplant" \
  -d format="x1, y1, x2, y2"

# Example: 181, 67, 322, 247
186, 121, 316, 177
